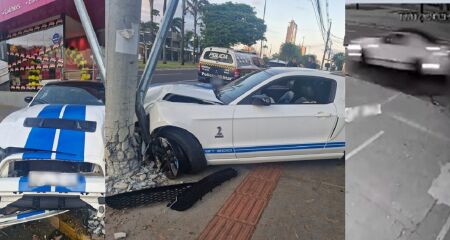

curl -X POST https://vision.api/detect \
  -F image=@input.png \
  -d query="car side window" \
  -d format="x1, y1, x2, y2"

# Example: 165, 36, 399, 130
239, 76, 337, 105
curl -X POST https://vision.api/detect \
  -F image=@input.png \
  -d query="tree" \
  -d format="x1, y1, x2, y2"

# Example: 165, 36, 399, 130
187, 0, 209, 63
332, 52, 345, 71
142, 6, 159, 63
180, 0, 187, 65
279, 43, 301, 62
202, 2, 266, 48
162, 0, 167, 64
149, 0, 159, 42
169, 17, 183, 61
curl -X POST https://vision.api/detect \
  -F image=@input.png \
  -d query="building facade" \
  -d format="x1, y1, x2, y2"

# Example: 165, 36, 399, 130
285, 20, 297, 44
0, 0, 105, 92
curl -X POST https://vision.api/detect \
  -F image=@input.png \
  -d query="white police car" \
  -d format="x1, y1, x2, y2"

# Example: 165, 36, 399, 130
145, 68, 345, 179
0, 81, 105, 226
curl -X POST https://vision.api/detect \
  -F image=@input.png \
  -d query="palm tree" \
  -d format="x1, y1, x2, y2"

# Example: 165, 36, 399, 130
162, 0, 167, 64
169, 18, 183, 61
180, 0, 186, 65
184, 31, 194, 62
187, 0, 209, 63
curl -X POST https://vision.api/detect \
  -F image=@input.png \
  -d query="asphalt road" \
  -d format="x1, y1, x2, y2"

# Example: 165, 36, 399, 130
346, 75, 450, 240
141, 69, 197, 84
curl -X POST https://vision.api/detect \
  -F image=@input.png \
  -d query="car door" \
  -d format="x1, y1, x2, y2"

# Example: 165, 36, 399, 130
372, 33, 411, 66
232, 75, 338, 160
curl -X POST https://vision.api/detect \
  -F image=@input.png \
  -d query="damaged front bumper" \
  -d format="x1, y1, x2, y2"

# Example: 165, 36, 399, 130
0, 209, 68, 229
0, 176, 105, 218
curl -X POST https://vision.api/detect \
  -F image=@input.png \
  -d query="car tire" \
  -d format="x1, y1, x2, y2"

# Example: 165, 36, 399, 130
153, 128, 207, 178
414, 59, 423, 76
361, 49, 368, 65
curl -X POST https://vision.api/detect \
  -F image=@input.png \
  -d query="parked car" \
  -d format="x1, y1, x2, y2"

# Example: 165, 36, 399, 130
198, 47, 264, 83
0, 81, 105, 226
144, 68, 345, 178
267, 59, 288, 67
347, 29, 450, 75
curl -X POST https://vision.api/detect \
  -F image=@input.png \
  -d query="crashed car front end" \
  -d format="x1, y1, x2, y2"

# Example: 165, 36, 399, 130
0, 104, 106, 226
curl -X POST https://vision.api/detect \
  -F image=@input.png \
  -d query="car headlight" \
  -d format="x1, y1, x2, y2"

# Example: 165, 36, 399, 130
347, 44, 362, 50
426, 46, 441, 51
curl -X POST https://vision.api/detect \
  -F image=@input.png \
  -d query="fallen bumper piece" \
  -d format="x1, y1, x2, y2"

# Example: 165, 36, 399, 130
0, 209, 67, 229
106, 168, 238, 211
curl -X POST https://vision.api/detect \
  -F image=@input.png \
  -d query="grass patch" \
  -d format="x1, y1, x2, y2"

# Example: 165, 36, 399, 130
139, 60, 197, 70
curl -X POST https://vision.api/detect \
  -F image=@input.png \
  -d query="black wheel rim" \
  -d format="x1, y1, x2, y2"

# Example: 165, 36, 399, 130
154, 137, 179, 177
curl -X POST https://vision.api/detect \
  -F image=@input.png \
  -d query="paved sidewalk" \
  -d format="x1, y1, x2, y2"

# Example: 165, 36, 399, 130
106, 160, 344, 240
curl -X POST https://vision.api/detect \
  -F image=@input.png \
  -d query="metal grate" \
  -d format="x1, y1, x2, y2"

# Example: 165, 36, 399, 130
105, 183, 192, 209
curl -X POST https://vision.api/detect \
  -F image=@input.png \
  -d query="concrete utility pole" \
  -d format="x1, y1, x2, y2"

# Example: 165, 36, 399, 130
321, 21, 331, 70
259, 0, 267, 58
104, 0, 142, 182
327, 41, 332, 71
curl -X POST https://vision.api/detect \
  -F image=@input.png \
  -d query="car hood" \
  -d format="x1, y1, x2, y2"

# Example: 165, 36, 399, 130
350, 37, 381, 45
0, 104, 104, 165
144, 83, 223, 107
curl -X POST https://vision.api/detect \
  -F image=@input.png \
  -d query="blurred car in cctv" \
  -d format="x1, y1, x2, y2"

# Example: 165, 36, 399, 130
347, 29, 450, 76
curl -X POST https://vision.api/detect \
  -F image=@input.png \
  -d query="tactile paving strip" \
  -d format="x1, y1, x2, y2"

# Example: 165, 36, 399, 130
199, 165, 282, 240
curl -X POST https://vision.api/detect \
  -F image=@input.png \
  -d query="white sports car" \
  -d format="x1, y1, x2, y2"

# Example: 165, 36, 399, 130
0, 81, 105, 226
144, 68, 345, 178
347, 29, 450, 75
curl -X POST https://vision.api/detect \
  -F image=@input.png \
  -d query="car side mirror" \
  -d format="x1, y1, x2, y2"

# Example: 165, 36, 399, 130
24, 96, 33, 103
251, 95, 271, 106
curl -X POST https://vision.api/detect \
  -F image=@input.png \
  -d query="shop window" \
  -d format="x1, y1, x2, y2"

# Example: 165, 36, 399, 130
6, 25, 64, 92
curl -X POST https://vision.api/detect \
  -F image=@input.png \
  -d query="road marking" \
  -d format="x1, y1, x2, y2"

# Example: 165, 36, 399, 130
436, 214, 450, 240
389, 114, 450, 142
347, 131, 384, 160
429, 163, 450, 240
153, 73, 184, 76
382, 93, 400, 106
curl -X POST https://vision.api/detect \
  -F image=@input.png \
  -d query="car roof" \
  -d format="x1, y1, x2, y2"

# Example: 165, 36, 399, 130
45, 80, 104, 88
264, 67, 344, 82
393, 28, 439, 43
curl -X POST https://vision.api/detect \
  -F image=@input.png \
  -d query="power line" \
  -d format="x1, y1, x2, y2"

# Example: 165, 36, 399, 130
310, 0, 325, 42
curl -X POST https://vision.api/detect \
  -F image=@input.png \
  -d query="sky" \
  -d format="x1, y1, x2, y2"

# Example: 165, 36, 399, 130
141, 0, 345, 59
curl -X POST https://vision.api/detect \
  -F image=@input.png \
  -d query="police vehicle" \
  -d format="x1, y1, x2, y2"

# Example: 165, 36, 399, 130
198, 47, 265, 83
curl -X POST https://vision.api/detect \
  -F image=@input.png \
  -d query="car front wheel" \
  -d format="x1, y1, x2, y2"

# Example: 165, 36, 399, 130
151, 128, 207, 179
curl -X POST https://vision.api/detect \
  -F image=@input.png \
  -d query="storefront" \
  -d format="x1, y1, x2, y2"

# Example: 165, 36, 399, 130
0, 0, 104, 92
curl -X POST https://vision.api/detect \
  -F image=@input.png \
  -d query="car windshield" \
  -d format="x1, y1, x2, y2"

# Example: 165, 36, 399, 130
31, 84, 105, 106
217, 70, 272, 104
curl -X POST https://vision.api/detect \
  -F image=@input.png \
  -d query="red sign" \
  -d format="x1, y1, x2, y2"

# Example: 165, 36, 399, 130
0, 0, 55, 22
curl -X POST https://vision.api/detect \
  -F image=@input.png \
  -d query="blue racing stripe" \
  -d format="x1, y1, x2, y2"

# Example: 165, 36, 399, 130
17, 210, 46, 219
204, 142, 346, 154
56, 105, 86, 161
23, 105, 64, 160
19, 177, 51, 192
